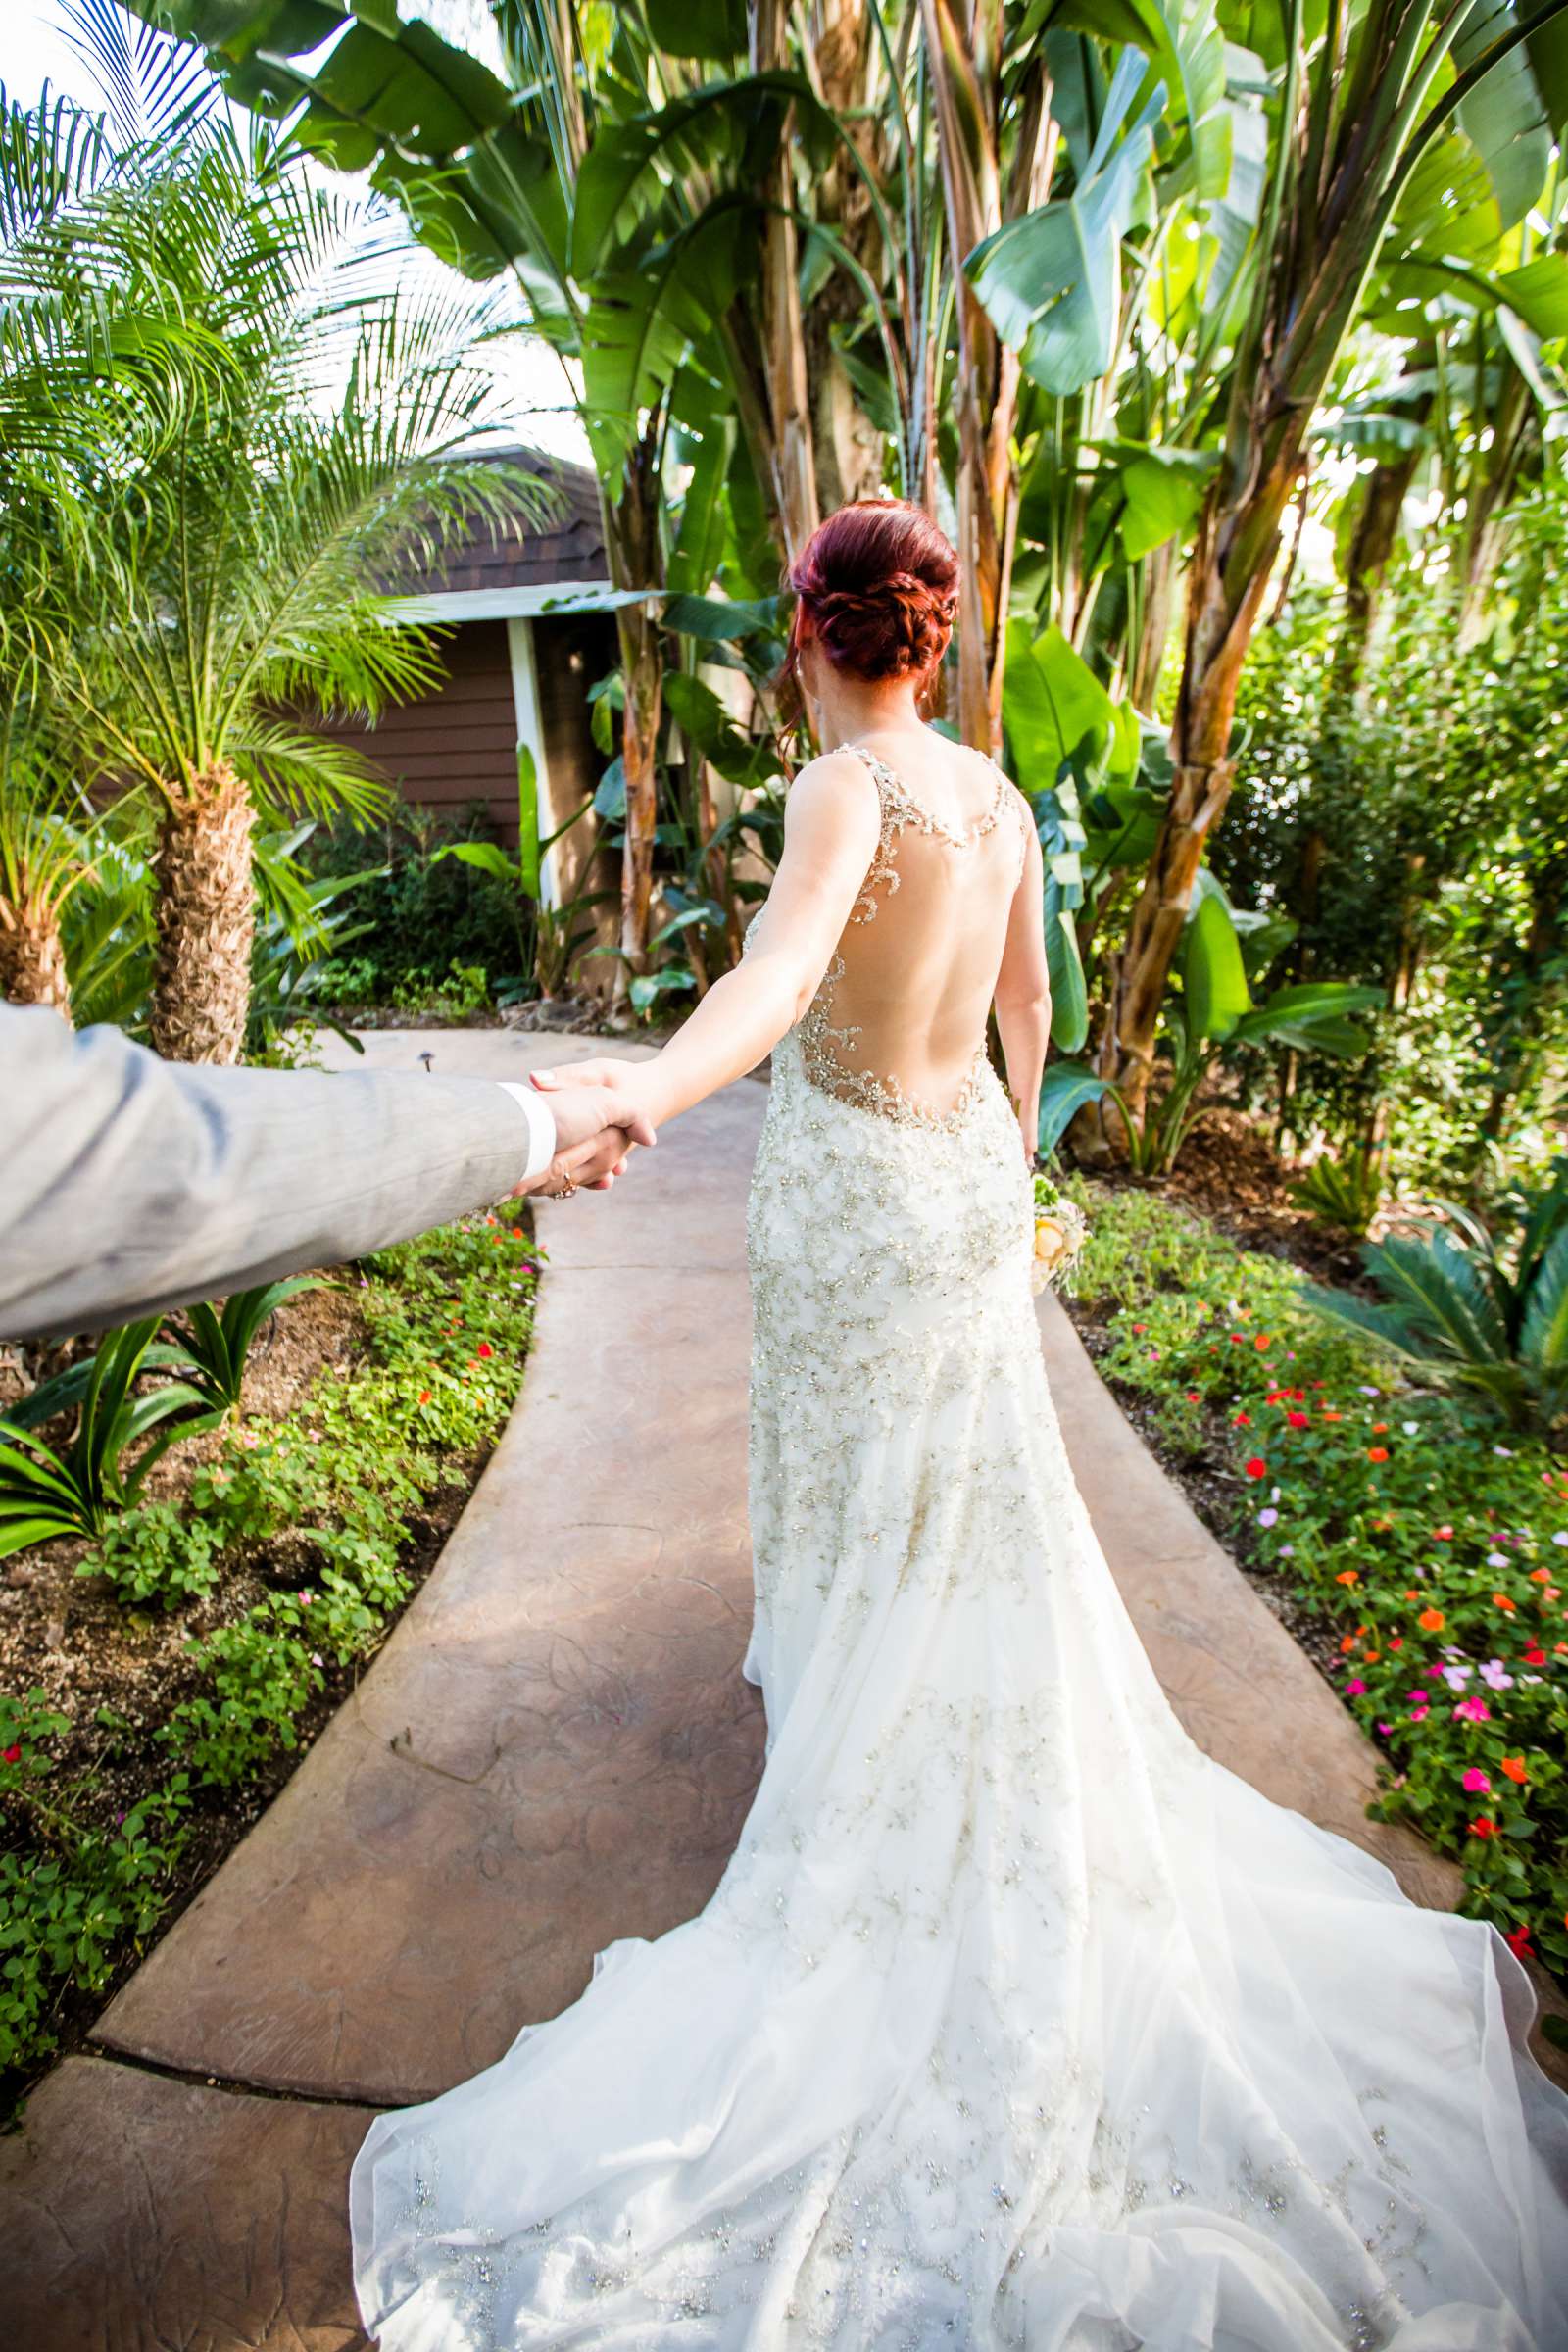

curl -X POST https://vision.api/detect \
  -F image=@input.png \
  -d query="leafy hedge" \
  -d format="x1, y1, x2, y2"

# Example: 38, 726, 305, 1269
1069, 1182, 1568, 1982
0, 1213, 538, 2091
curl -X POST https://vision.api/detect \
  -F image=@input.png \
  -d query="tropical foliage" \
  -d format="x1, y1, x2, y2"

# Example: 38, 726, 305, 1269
0, 7, 547, 1060
103, 0, 1565, 1122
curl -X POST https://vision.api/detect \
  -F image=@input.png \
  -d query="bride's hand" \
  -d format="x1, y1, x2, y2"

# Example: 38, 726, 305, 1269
531, 1058, 643, 1096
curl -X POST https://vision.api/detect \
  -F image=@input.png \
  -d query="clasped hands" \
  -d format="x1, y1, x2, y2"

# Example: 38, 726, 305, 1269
514, 1059, 651, 1200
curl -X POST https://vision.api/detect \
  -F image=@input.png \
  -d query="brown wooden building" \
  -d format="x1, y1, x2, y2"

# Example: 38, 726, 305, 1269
325, 447, 631, 902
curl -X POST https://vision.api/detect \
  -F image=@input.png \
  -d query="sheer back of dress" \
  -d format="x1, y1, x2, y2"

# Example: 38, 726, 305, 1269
798, 738, 1030, 1129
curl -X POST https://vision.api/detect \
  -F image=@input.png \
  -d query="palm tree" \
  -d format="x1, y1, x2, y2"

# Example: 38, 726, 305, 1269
2, 27, 549, 1058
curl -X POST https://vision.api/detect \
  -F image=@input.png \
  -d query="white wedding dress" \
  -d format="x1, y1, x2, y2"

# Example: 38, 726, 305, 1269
352, 747, 1568, 2350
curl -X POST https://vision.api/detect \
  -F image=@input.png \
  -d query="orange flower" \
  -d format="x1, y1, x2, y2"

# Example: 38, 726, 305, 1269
1531, 1568, 1552, 1584
1336, 1570, 1359, 1587
1364, 1649, 1380, 1663
1254, 1334, 1271, 1350
1499, 1756, 1529, 1785
1371, 1421, 1389, 1433
1367, 1446, 1390, 1463
418, 1389, 432, 1406
1418, 1607, 1446, 1633
1321, 1411, 1343, 1422
1340, 1636, 1356, 1654
1403, 1587, 1420, 1600
1494, 1593, 1517, 1613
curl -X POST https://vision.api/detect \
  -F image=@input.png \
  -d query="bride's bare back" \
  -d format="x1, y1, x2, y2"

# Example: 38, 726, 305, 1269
801, 735, 1033, 1125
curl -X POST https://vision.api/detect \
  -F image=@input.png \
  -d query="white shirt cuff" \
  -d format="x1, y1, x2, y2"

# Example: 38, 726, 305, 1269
496, 1081, 558, 1186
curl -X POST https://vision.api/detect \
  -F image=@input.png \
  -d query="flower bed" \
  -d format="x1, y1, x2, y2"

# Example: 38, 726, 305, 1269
0, 1212, 539, 2111
1065, 1180, 1568, 1988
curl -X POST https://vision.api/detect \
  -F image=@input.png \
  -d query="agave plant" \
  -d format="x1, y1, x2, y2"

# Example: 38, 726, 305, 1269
164, 1278, 325, 1423
1308, 1166, 1568, 1433
0, 1319, 216, 1555
1291, 1146, 1387, 1241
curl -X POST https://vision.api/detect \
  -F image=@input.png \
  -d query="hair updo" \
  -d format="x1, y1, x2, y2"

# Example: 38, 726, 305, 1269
778, 498, 959, 731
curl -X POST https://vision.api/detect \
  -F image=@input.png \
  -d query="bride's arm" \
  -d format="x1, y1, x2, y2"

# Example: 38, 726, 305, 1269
569, 754, 881, 1132
994, 814, 1051, 1159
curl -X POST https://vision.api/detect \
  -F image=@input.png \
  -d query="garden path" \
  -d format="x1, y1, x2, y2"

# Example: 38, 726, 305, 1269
4, 1029, 1559, 2351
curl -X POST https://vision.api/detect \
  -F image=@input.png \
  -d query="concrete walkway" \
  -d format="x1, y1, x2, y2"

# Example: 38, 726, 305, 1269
5, 1032, 1560, 2349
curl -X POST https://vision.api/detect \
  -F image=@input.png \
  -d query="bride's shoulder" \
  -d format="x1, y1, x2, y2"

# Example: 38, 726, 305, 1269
782, 748, 883, 841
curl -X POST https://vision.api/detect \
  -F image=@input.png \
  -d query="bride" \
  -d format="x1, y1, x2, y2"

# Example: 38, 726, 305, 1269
351, 499, 1568, 2349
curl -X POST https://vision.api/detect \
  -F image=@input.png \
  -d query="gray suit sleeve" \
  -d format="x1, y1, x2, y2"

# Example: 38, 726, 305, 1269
0, 1005, 538, 1339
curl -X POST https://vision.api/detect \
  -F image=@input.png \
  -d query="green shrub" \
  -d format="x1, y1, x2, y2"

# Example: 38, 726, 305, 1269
0, 1690, 190, 2072
159, 1605, 324, 1787
1072, 1181, 1568, 1978
83, 1500, 224, 1607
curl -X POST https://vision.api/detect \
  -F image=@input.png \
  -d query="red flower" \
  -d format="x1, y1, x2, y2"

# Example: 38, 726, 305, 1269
1522, 1645, 1547, 1667
1505, 1924, 1534, 1961
1233, 1411, 1251, 1427
1432, 1525, 1453, 1541
1185, 1391, 1200, 1403
1287, 1410, 1309, 1429
1, 1743, 20, 1764
1468, 1817, 1497, 1839
476, 1341, 494, 1360
1245, 1458, 1267, 1480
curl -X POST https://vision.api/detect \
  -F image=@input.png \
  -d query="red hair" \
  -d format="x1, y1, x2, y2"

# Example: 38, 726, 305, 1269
778, 499, 958, 732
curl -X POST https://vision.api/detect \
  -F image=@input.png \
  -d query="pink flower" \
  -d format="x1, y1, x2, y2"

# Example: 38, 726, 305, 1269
1452, 1696, 1492, 1722
1462, 1768, 1492, 1795
1345, 1678, 1367, 1695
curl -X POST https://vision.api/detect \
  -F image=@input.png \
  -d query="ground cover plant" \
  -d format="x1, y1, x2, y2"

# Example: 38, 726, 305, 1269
0, 1211, 539, 2112
1063, 1180, 1568, 2000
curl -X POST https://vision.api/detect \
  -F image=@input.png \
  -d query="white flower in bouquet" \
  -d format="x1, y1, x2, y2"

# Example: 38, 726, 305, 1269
1030, 1172, 1088, 1295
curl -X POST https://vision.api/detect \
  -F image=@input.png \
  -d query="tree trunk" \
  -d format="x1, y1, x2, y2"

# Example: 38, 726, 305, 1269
1339, 438, 1422, 689
751, 0, 819, 563
922, 0, 1048, 752
1128, 536, 1178, 712
150, 760, 256, 1065
1102, 424, 1298, 1117
802, 0, 888, 515
0, 888, 72, 1019
607, 421, 665, 986
1457, 371, 1532, 650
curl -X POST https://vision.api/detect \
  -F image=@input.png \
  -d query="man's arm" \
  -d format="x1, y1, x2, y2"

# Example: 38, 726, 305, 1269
0, 1007, 645, 1340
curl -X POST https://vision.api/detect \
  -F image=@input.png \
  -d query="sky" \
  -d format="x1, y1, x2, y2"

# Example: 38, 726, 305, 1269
1, 0, 591, 463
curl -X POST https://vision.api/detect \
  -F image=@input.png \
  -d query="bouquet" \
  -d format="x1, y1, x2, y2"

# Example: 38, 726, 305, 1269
1030, 1170, 1088, 1295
